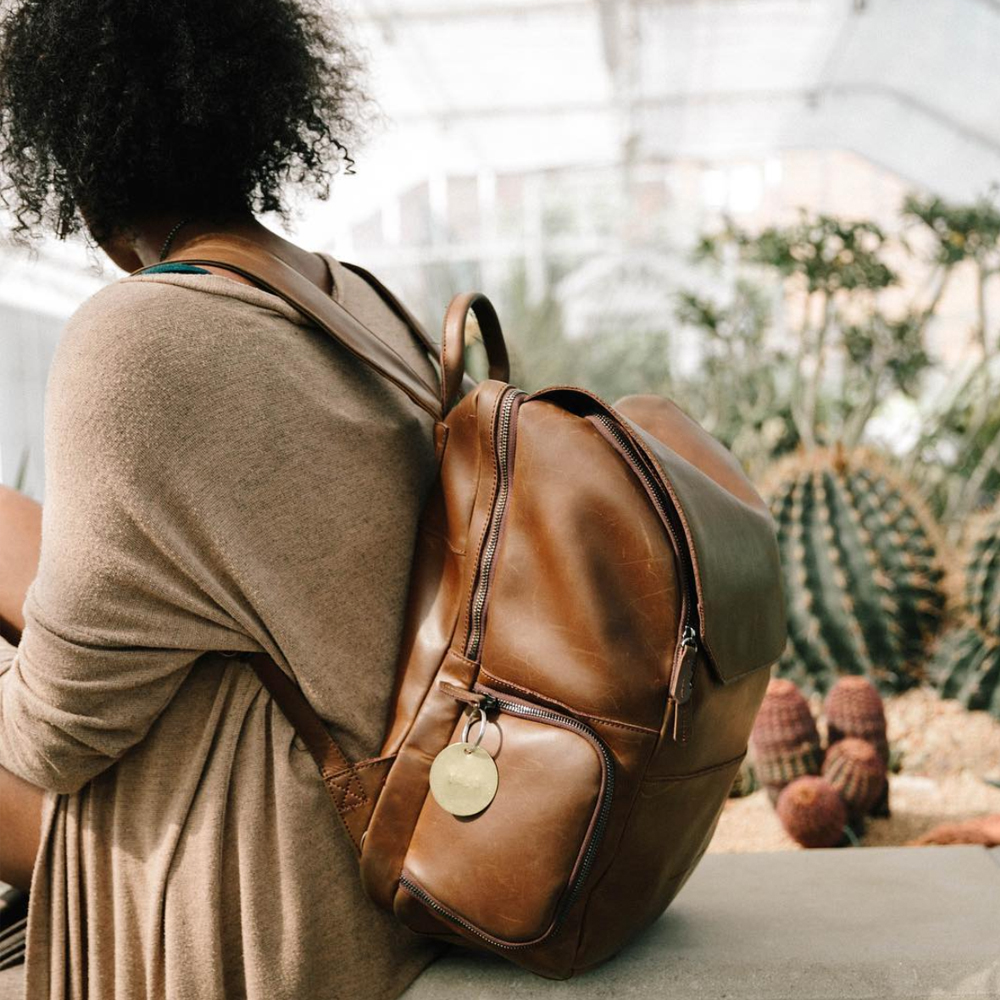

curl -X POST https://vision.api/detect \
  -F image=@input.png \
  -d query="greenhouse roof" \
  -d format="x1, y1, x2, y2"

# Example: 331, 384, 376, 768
4, 0, 999, 306
336, 0, 1000, 204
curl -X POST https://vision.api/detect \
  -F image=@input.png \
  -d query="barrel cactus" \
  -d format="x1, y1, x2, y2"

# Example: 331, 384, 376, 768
762, 448, 947, 696
933, 505, 1000, 718
749, 679, 823, 803
824, 676, 889, 764
824, 674, 890, 816
776, 776, 848, 848
728, 758, 758, 798
822, 737, 887, 821
935, 629, 1000, 717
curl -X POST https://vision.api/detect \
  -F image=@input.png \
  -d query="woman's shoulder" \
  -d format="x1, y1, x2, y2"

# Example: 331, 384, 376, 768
76, 268, 313, 336
56, 256, 439, 419
48, 274, 303, 449
56, 269, 317, 383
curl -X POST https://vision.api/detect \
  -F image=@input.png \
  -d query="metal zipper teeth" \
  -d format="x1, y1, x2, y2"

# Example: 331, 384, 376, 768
465, 387, 523, 661
594, 414, 699, 636
490, 696, 616, 926
398, 872, 524, 949
400, 696, 615, 951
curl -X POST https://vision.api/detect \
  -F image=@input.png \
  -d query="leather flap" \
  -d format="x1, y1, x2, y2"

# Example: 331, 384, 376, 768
613, 395, 786, 684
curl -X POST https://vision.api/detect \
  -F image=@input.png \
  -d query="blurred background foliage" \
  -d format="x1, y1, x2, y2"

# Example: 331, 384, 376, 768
3, 1, 998, 712
486, 190, 999, 541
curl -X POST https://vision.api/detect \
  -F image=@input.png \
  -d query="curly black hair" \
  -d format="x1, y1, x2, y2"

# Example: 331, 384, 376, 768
0, 0, 367, 245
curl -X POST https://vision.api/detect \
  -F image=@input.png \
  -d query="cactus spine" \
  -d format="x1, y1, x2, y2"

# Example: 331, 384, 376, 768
763, 448, 947, 695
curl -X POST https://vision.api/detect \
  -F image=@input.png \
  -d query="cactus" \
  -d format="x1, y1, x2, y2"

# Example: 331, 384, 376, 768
762, 448, 947, 696
933, 505, 1000, 719
728, 758, 758, 798
824, 676, 889, 764
822, 737, 887, 820
824, 674, 891, 817
966, 505, 1000, 634
935, 628, 1000, 717
749, 679, 823, 802
909, 815, 1000, 846
776, 776, 848, 848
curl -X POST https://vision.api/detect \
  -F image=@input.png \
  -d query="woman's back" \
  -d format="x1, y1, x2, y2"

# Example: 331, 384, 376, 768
4, 255, 444, 998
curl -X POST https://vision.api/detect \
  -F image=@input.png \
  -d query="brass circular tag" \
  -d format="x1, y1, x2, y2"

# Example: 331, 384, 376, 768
429, 742, 499, 817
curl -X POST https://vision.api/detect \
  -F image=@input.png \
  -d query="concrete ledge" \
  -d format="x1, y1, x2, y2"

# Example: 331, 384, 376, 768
403, 846, 1000, 999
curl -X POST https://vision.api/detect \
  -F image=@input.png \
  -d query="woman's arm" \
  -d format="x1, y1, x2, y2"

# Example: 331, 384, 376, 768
0, 281, 259, 795
0, 765, 43, 892
0, 486, 45, 892
0, 486, 42, 640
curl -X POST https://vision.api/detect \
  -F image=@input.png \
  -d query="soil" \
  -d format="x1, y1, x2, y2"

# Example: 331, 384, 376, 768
709, 687, 1000, 853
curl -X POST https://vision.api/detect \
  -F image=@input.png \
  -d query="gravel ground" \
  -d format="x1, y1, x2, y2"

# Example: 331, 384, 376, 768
709, 687, 1000, 853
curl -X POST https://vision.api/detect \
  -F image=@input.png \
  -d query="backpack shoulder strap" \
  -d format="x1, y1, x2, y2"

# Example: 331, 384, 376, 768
131, 236, 435, 853
132, 235, 443, 421
242, 652, 388, 855
340, 260, 439, 358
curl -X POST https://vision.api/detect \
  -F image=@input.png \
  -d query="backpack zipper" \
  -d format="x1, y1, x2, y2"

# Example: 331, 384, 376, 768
465, 386, 524, 661
479, 691, 616, 925
461, 392, 700, 741
592, 414, 701, 743
401, 689, 615, 949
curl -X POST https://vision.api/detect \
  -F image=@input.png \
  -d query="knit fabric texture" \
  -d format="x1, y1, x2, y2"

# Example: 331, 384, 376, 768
0, 254, 443, 1000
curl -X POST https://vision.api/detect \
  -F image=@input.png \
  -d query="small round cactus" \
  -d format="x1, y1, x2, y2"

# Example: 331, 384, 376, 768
776, 776, 848, 848
909, 815, 1000, 846
824, 676, 889, 764
822, 737, 887, 819
749, 679, 823, 801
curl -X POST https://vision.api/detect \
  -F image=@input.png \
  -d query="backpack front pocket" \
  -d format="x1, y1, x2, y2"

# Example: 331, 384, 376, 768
397, 689, 614, 948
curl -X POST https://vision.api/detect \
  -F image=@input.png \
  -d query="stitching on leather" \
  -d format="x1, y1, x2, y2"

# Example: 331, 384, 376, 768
327, 756, 394, 776
327, 781, 365, 812
323, 756, 390, 784
323, 757, 393, 813
441, 307, 451, 413
325, 772, 366, 810
586, 714, 660, 737
321, 759, 389, 810
642, 749, 746, 784
478, 669, 661, 736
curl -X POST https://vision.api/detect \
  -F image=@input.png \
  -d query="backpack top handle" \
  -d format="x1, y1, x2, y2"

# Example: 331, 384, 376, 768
441, 292, 511, 414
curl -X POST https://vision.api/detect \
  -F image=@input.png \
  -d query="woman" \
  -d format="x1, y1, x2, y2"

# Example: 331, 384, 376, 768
0, 1, 444, 997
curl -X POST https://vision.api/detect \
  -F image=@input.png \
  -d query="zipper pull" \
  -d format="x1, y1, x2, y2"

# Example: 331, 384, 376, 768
670, 626, 698, 744
438, 680, 497, 713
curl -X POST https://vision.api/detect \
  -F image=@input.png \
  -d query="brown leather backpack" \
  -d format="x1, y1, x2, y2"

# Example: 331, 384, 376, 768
141, 237, 787, 980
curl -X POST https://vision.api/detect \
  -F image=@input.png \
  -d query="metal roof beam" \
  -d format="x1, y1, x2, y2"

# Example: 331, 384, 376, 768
385, 83, 1000, 158
353, 1, 592, 23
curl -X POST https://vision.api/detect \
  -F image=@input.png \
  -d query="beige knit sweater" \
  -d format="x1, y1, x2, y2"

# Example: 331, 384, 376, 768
0, 254, 444, 999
